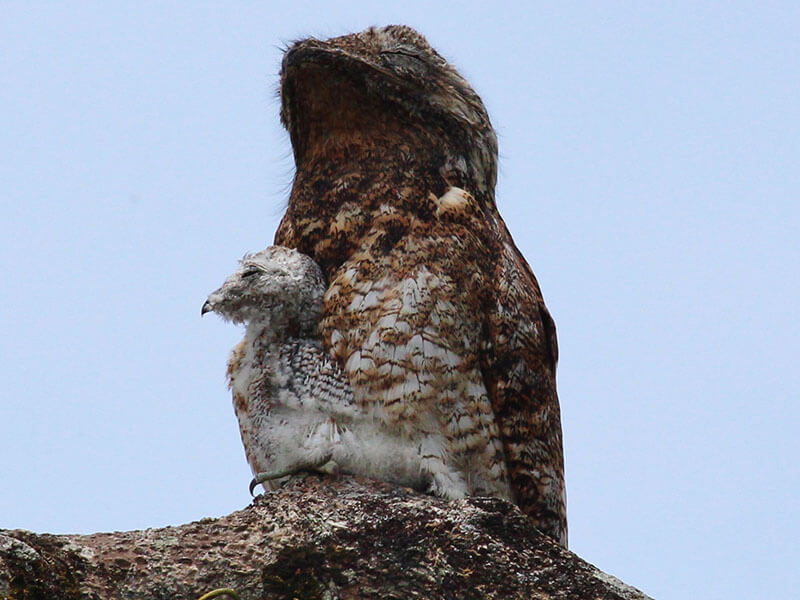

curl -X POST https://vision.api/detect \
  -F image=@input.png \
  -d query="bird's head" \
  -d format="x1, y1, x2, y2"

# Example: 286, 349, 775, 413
280, 25, 498, 196
202, 246, 325, 335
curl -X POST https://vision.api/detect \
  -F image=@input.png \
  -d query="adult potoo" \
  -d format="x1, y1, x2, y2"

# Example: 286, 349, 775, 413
274, 25, 567, 546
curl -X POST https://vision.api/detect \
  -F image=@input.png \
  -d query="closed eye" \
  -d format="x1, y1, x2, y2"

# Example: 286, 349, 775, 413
380, 50, 425, 64
380, 48, 423, 59
242, 267, 261, 278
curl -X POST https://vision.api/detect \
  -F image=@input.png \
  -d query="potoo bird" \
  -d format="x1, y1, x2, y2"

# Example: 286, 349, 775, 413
274, 25, 567, 546
203, 247, 339, 487
203, 246, 457, 496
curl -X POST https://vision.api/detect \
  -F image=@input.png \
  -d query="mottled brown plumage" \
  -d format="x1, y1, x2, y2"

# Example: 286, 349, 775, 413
275, 25, 567, 546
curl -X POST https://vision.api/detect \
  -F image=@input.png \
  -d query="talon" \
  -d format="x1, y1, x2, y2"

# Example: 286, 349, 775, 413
249, 453, 335, 496
197, 589, 241, 600
248, 466, 296, 495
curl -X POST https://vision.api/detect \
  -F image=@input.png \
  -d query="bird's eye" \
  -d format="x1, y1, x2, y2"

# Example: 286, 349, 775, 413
380, 48, 423, 60
242, 267, 261, 278
379, 50, 428, 79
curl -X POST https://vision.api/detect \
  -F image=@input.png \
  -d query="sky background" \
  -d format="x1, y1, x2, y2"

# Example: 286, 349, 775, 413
2, 3, 798, 599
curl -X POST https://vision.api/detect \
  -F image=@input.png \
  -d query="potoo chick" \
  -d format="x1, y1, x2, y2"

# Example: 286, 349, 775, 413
203, 246, 449, 496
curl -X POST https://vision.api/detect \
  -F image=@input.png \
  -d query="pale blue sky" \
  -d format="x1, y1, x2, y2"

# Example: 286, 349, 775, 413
1, 3, 798, 599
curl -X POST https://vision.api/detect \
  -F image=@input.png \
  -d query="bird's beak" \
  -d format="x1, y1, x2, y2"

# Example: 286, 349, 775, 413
201, 299, 212, 316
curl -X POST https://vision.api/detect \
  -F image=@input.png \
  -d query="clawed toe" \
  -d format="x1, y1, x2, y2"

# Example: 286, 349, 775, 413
249, 454, 336, 496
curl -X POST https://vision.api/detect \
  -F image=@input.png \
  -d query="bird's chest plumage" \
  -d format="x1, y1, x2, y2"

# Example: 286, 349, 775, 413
316, 206, 510, 499
321, 204, 491, 429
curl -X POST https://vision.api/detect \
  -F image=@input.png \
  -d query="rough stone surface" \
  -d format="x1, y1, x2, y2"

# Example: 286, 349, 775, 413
0, 476, 652, 599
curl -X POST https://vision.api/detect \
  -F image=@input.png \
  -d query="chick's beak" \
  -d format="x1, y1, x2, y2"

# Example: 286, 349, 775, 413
201, 299, 213, 316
